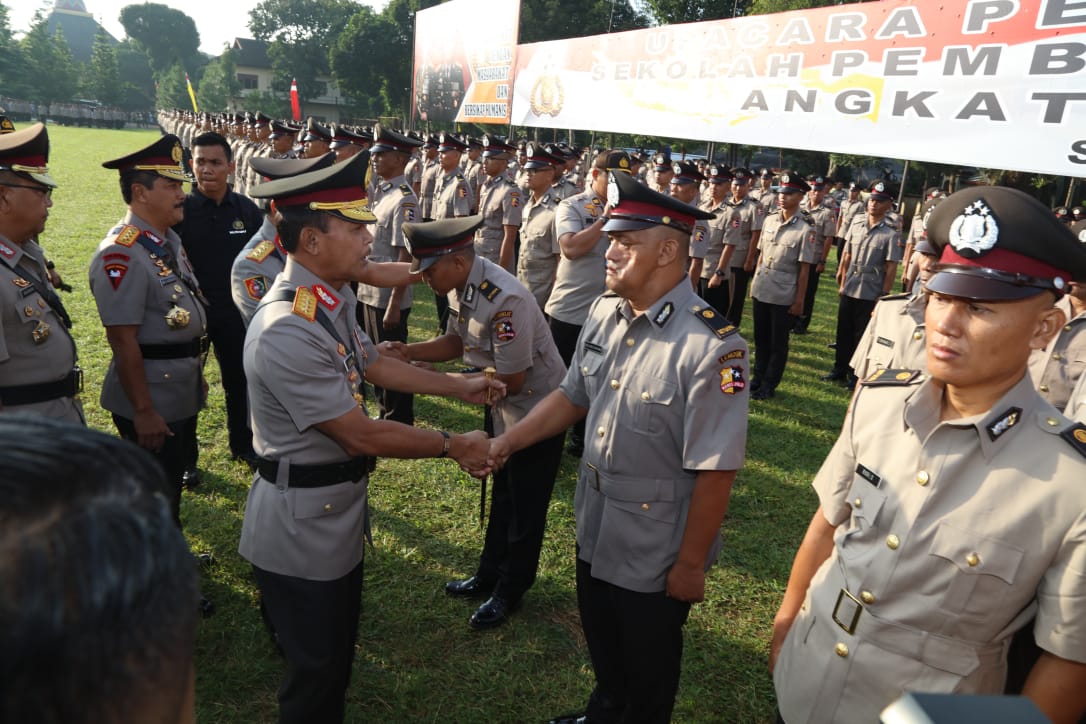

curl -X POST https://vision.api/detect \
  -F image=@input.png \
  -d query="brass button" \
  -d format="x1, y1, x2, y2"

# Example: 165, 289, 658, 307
641, 391, 651, 401
1053, 353, 1062, 361
323, 503, 333, 512
1040, 385, 1050, 393
912, 331, 923, 340
886, 534, 900, 550
641, 503, 650, 511
582, 366, 589, 374
966, 552, 980, 567
1046, 417, 1059, 427
626, 338, 635, 347
163, 373, 171, 380
1065, 325, 1073, 332
860, 591, 875, 604
692, 304, 701, 311
610, 379, 620, 389
597, 426, 606, 437
916, 470, 930, 486
835, 642, 849, 657
852, 497, 862, 508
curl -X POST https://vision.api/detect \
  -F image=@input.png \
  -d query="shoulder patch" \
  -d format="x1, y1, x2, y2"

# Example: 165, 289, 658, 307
291, 286, 318, 322
478, 279, 501, 301
878, 292, 911, 301
1060, 422, 1086, 459
246, 240, 276, 263
861, 368, 921, 386
113, 225, 141, 247
244, 275, 269, 301
400, 184, 412, 196
691, 304, 738, 339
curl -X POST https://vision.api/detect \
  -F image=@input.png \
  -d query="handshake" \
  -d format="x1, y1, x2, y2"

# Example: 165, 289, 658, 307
444, 431, 513, 479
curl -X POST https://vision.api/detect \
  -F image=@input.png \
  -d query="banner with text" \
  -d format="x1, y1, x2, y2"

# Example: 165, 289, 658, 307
412, 0, 520, 125
510, 0, 1086, 176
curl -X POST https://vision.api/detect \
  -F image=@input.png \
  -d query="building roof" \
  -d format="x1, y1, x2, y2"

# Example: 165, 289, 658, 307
47, 1, 117, 64
232, 38, 271, 69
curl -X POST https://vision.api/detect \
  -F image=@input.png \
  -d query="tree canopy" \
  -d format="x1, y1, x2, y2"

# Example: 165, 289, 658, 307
119, 2, 202, 77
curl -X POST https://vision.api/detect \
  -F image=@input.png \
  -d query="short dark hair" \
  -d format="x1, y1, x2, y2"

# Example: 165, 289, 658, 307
277, 206, 331, 253
192, 131, 233, 162
0, 415, 198, 724
119, 170, 162, 204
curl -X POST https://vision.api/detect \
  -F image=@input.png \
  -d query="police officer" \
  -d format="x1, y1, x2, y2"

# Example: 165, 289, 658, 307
791, 174, 838, 335
1029, 274, 1086, 413
546, 149, 632, 456
301, 118, 333, 159
901, 188, 945, 291
242, 153, 498, 724
771, 186, 1086, 724
269, 120, 297, 159
482, 170, 749, 724
708, 166, 764, 329
395, 215, 566, 630
418, 134, 441, 220
749, 168, 776, 209
516, 143, 564, 309
329, 124, 370, 163
474, 135, 522, 271
462, 136, 485, 206
668, 160, 710, 288
649, 150, 673, 194
834, 181, 865, 260
824, 181, 903, 387
89, 135, 208, 527
0, 123, 82, 423
546, 144, 578, 202
748, 172, 819, 400
432, 132, 474, 220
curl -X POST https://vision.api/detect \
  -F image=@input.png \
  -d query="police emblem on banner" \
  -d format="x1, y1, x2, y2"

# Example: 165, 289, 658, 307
530, 68, 564, 117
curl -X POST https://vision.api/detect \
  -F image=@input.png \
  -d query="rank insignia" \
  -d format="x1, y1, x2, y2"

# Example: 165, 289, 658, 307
653, 302, 673, 326
986, 407, 1021, 441
400, 184, 412, 196
404, 205, 416, 222
337, 343, 347, 357
104, 263, 128, 290
691, 305, 736, 339
1059, 422, 1086, 459
458, 185, 468, 198
0, 241, 15, 259
244, 276, 269, 301
493, 310, 516, 341
114, 225, 140, 247
246, 240, 275, 262
720, 366, 746, 395
479, 280, 501, 301
291, 286, 318, 322
312, 284, 339, 310
861, 368, 920, 386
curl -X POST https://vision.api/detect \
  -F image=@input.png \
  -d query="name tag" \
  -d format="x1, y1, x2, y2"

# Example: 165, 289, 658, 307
855, 464, 881, 488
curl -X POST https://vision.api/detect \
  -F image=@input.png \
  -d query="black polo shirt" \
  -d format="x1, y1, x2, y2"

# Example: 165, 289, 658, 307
175, 187, 263, 310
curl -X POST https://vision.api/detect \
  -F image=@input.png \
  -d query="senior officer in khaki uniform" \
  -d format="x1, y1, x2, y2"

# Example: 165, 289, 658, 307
89, 135, 208, 524
479, 170, 749, 724
709, 166, 763, 328
392, 215, 566, 630
474, 135, 522, 271
517, 143, 564, 309
242, 153, 499, 724
772, 185, 1086, 724
748, 172, 819, 400
824, 181, 903, 388
1028, 275, 1086, 413
359, 124, 422, 427
0, 123, 82, 423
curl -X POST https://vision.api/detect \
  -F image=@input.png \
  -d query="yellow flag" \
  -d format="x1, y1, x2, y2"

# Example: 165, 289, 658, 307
185, 73, 198, 113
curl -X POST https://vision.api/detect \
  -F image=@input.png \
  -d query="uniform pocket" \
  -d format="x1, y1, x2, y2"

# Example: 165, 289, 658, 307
622, 369, 677, 434
837, 473, 887, 561
929, 522, 1024, 618
291, 480, 366, 520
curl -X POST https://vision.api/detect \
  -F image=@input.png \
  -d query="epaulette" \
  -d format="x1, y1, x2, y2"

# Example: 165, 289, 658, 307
799, 210, 814, 222
112, 225, 141, 247
456, 172, 465, 180
1060, 422, 1086, 459
291, 286, 317, 322
861, 368, 921, 386
601, 291, 619, 298
478, 279, 501, 301
878, 292, 911, 301
246, 240, 276, 263
691, 305, 738, 339
400, 184, 412, 196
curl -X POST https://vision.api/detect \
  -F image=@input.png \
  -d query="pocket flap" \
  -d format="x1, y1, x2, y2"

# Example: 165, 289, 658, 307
930, 522, 1024, 584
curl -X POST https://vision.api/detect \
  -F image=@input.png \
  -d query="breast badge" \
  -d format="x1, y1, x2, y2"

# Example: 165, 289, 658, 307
165, 304, 191, 329
31, 321, 51, 344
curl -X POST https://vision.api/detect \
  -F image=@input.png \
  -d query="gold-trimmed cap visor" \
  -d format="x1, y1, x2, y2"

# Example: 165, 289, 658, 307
0, 123, 57, 187
249, 151, 374, 223
102, 134, 192, 182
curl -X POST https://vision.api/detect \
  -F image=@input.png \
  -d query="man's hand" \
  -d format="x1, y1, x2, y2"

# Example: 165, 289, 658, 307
382, 303, 401, 331
455, 374, 507, 405
471, 434, 513, 477
134, 408, 172, 452
707, 273, 723, 289
665, 560, 706, 603
377, 341, 410, 363
450, 429, 491, 472
788, 298, 803, 317
768, 611, 796, 674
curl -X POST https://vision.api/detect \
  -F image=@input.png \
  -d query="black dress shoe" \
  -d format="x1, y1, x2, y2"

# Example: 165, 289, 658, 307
195, 552, 216, 571
820, 370, 845, 382
444, 575, 493, 598
547, 713, 589, 724
199, 595, 215, 618
469, 595, 521, 630
182, 468, 202, 490
751, 387, 775, 400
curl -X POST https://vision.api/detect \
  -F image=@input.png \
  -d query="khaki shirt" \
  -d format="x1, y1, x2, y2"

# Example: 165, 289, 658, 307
517, 192, 561, 309
432, 169, 474, 220
1067, 363, 1086, 421
802, 201, 837, 241
775, 374, 1086, 724
560, 278, 749, 592
231, 217, 284, 327
836, 198, 865, 238
474, 175, 523, 263
546, 188, 608, 326
689, 219, 710, 261
447, 256, 565, 432
750, 210, 819, 306
239, 257, 378, 581
463, 159, 484, 206
842, 215, 903, 301
849, 292, 927, 381
358, 174, 417, 310
709, 196, 764, 276
550, 177, 577, 202
0, 236, 82, 423
89, 211, 208, 422
419, 158, 441, 220
1028, 294, 1086, 413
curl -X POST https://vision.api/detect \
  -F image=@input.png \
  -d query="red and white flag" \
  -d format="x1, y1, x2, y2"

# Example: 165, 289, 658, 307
289, 78, 301, 121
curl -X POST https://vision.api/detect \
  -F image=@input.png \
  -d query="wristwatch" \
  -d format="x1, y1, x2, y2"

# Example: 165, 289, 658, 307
713, 268, 726, 278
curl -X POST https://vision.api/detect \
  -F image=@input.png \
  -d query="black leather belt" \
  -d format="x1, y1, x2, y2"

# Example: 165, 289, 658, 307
0, 367, 82, 406
139, 336, 210, 359
257, 456, 375, 488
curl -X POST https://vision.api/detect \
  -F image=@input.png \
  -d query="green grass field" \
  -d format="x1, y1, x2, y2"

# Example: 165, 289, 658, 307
40, 125, 852, 723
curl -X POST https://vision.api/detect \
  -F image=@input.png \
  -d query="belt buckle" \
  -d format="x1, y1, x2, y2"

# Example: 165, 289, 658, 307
833, 588, 863, 635
585, 461, 600, 491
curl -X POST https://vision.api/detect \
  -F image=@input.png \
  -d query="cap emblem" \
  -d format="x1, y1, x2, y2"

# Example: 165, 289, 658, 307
171, 142, 183, 163
948, 199, 999, 258
781, 174, 790, 184
618, 157, 629, 169
874, 182, 885, 193
607, 176, 620, 207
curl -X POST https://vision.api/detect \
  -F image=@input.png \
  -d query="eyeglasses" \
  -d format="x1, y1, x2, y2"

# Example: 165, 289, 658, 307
0, 182, 53, 198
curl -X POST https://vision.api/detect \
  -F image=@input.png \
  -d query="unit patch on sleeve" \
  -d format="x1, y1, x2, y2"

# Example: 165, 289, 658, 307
244, 275, 269, 301
104, 263, 128, 290
720, 366, 746, 395
493, 310, 516, 341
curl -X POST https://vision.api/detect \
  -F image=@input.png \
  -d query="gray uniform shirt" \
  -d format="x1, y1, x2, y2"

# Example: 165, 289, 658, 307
545, 188, 608, 326
1028, 294, 1086, 413
751, 211, 819, 306
447, 256, 565, 433
419, 159, 441, 220
560, 278, 750, 592
517, 192, 561, 309
230, 217, 284, 327
239, 257, 379, 581
358, 174, 417, 310
474, 175, 523, 264
774, 374, 1086, 724
89, 212, 208, 422
432, 169, 474, 220
712, 196, 764, 276
849, 292, 927, 381
836, 198, 865, 238
842, 215, 903, 300
0, 236, 82, 423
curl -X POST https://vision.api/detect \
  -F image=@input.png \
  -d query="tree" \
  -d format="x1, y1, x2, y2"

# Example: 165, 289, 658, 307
119, 3, 202, 77
0, 1, 28, 97
519, 0, 649, 43
156, 61, 193, 111
197, 48, 240, 111
249, 0, 357, 105
642, 0, 751, 25
331, 6, 403, 117
116, 40, 156, 110
88, 25, 121, 105
20, 13, 79, 105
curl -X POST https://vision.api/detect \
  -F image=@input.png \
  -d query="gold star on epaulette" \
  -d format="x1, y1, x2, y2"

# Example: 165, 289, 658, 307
291, 286, 317, 322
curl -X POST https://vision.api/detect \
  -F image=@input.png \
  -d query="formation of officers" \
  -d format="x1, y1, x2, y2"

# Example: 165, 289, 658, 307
3, 106, 1086, 724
